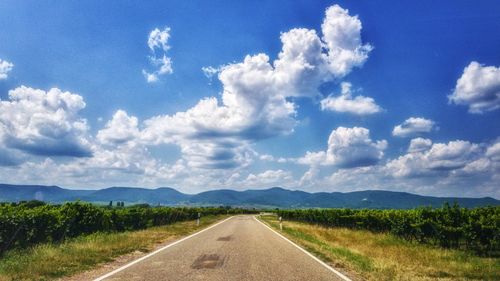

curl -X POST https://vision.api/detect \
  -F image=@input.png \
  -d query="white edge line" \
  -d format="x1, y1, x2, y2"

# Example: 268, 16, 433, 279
254, 216, 352, 281
93, 216, 235, 281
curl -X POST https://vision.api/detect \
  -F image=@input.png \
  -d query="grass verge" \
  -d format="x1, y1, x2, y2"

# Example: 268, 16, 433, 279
259, 214, 499, 281
0, 215, 228, 281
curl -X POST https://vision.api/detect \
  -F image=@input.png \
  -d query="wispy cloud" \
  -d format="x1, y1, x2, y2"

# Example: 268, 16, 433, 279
143, 27, 173, 83
0, 59, 14, 80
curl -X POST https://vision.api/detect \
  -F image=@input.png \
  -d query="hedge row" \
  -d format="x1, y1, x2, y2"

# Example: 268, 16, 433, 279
277, 204, 499, 256
0, 201, 255, 254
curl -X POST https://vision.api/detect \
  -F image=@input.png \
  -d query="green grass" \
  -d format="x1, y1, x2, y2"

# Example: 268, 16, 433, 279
0, 215, 228, 281
259, 214, 499, 281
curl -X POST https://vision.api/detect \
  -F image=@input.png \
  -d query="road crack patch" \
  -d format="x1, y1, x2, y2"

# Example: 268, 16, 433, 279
217, 235, 232, 241
191, 254, 226, 269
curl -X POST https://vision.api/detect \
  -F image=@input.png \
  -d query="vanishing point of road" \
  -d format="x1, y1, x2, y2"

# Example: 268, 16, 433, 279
95, 215, 350, 281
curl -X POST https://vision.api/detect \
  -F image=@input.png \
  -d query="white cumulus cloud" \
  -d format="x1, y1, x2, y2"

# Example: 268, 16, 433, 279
320, 82, 381, 115
486, 141, 500, 162
325, 127, 387, 168
449, 61, 500, 113
408, 137, 432, 153
392, 117, 436, 137
97, 110, 140, 145
0, 86, 91, 157
386, 140, 481, 178
321, 5, 373, 77
296, 127, 387, 168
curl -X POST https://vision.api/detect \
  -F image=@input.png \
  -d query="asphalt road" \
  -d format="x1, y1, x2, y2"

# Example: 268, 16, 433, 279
95, 215, 348, 281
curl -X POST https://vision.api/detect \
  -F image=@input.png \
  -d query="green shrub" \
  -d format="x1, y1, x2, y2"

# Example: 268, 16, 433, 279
0, 202, 256, 254
277, 204, 499, 256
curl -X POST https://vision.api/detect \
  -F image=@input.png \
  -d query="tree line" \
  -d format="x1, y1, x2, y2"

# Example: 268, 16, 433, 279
277, 203, 499, 256
0, 201, 256, 254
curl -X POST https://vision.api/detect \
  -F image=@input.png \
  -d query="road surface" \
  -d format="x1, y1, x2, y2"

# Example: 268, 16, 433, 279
95, 215, 348, 281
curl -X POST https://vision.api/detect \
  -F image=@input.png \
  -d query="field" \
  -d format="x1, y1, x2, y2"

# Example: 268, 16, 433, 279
260, 214, 499, 280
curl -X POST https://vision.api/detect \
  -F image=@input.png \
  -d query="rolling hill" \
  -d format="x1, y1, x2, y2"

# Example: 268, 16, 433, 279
0, 184, 498, 209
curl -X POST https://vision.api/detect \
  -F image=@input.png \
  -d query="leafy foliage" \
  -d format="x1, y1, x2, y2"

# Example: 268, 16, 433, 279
277, 203, 499, 256
0, 201, 255, 254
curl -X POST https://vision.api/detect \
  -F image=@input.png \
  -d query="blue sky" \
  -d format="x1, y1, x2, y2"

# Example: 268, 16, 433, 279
0, 1, 499, 197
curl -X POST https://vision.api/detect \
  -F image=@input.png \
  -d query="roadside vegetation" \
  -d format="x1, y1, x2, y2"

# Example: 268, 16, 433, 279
261, 213, 499, 280
0, 214, 228, 281
0, 200, 255, 254
277, 204, 499, 255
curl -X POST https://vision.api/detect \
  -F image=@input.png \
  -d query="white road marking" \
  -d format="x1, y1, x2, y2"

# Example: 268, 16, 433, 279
93, 216, 236, 281
254, 216, 352, 281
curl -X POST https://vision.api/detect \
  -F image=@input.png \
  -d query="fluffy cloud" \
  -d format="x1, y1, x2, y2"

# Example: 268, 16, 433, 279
305, 139, 500, 197
0, 143, 164, 188
407, 137, 432, 153
386, 139, 482, 177
175, 140, 254, 169
147, 27, 171, 52
297, 127, 387, 168
272, 28, 326, 98
0, 86, 91, 157
246, 169, 294, 187
321, 5, 373, 77
320, 82, 381, 115
0, 59, 14, 80
295, 126, 388, 188
449, 61, 500, 113
325, 127, 387, 168
486, 141, 500, 162
143, 27, 173, 83
272, 4, 372, 97
383, 139, 500, 198
392, 117, 436, 137
97, 110, 140, 145
141, 85, 293, 169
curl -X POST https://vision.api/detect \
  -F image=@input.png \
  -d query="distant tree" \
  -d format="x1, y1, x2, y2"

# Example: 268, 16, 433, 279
20, 200, 46, 208
134, 203, 150, 208
109, 201, 113, 207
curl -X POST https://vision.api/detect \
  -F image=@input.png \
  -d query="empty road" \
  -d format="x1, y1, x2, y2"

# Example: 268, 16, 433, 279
95, 215, 349, 281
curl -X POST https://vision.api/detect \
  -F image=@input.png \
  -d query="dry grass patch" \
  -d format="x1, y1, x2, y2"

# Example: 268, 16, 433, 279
260, 215, 499, 281
0, 215, 228, 281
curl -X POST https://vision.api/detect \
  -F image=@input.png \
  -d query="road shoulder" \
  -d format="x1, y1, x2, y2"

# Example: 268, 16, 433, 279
257, 215, 361, 281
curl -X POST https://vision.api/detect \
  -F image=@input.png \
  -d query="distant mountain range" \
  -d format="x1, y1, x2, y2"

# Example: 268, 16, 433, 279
0, 184, 498, 209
